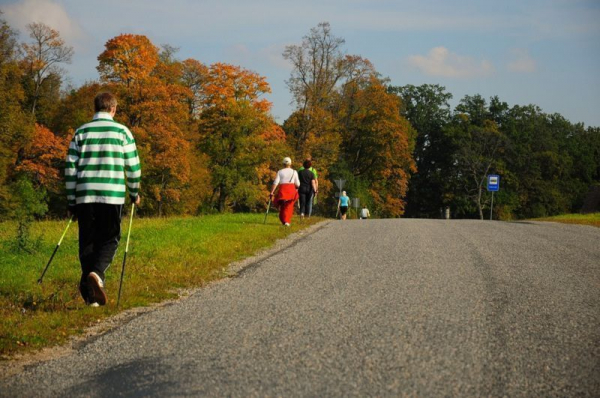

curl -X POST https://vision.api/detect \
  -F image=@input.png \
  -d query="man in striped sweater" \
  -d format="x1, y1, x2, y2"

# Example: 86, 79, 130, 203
65, 92, 141, 306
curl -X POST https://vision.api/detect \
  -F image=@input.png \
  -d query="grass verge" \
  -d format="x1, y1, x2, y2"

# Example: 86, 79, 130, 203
529, 212, 600, 227
0, 212, 323, 360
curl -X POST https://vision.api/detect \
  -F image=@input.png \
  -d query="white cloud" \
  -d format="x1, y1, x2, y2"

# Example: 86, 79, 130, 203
407, 47, 494, 78
2, 0, 88, 49
507, 48, 536, 73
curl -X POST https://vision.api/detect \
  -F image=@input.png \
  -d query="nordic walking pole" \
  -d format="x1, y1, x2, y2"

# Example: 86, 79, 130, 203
263, 197, 272, 224
38, 216, 73, 284
117, 204, 135, 308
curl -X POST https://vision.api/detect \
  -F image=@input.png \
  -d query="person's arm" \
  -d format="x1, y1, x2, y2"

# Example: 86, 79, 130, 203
294, 170, 300, 188
311, 179, 317, 193
270, 171, 281, 197
65, 133, 80, 217
124, 129, 141, 205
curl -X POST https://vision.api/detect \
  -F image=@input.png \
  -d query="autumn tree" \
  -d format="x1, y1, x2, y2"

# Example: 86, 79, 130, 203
283, 22, 379, 201
284, 22, 414, 216
97, 34, 158, 89
335, 76, 416, 217
50, 82, 101, 137
0, 16, 35, 218
284, 23, 360, 155
198, 63, 287, 212
180, 58, 209, 119
21, 22, 73, 121
15, 123, 68, 190
97, 34, 196, 216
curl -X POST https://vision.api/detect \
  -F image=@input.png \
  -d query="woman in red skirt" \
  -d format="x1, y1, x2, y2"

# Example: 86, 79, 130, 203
269, 157, 300, 226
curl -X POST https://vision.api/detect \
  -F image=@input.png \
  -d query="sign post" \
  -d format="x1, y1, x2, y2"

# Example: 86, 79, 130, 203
487, 175, 500, 220
352, 197, 360, 219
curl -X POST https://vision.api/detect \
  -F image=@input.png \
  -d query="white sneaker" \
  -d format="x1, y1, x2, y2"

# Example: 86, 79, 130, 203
87, 272, 107, 306
89, 302, 100, 308
284, 223, 290, 227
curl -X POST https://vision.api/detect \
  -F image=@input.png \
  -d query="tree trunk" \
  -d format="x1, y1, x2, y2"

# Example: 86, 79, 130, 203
218, 186, 227, 213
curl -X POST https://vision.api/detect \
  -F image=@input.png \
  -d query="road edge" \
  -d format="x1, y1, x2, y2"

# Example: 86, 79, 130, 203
0, 219, 332, 379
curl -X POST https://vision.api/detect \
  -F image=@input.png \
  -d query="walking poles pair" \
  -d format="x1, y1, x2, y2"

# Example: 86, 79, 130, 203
37, 205, 136, 308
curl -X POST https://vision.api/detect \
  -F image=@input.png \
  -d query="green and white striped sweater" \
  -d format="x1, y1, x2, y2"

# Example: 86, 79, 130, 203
65, 112, 141, 206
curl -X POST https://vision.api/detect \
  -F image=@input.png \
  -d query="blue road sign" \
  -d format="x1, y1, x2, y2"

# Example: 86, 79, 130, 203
487, 175, 500, 192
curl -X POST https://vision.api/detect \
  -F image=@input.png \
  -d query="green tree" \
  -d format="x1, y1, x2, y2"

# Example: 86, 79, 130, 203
447, 115, 505, 219
389, 84, 453, 217
12, 176, 48, 252
501, 105, 590, 218
0, 16, 35, 219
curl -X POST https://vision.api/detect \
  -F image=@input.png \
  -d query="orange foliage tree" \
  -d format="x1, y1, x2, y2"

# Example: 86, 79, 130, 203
15, 123, 68, 193
97, 34, 158, 88
97, 34, 197, 216
198, 63, 287, 212
284, 23, 416, 217
337, 76, 416, 216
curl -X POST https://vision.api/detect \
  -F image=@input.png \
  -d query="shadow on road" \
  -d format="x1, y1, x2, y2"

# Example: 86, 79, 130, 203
67, 358, 175, 397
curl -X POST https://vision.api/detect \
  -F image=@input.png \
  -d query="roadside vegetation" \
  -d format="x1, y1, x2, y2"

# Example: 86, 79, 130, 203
529, 213, 600, 227
0, 213, 323, 359
2, 17, 597, 226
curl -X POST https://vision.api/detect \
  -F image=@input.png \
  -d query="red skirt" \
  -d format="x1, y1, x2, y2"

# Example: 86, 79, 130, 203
275, 183, 298, 225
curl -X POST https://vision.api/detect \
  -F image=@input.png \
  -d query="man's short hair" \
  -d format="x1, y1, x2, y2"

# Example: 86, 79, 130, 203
303, 159, 312, 168
94, 92, 117, 113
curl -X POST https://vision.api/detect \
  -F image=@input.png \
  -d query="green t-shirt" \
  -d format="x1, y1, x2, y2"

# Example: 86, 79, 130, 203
298, 166, 318, 179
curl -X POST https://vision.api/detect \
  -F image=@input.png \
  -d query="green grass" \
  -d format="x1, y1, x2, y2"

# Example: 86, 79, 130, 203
0, 213, 323, 359
529, 212, 600, 227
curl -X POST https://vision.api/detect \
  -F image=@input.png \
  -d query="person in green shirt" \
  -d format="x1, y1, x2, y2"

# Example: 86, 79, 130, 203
298, 157, 318, 216
66, 92, 141, 306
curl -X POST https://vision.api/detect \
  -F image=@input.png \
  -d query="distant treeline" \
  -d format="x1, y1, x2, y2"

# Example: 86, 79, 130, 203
1, 16, 598, 222
394, 85, 600, 219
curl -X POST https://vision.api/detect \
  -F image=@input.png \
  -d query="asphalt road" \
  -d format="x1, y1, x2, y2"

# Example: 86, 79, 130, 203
2, 219, 599, 397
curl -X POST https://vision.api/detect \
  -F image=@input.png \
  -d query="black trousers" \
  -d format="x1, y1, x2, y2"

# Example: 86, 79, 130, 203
298, 191, 314, 215
77, 203, 123, 300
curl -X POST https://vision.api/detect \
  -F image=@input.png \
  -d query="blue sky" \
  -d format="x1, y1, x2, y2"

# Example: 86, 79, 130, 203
2, 0, 600, 127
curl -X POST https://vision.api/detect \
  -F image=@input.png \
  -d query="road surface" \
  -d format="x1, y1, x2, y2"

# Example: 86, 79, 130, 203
2, 219, 599, 397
